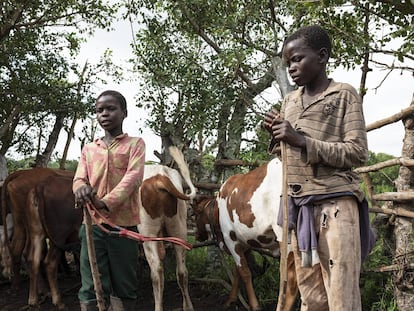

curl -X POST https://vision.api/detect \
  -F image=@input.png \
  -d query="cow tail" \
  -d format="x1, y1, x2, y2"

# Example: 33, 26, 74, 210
168, 146, 197, 200
35, 185, 51, 245
154, 176, 190, 201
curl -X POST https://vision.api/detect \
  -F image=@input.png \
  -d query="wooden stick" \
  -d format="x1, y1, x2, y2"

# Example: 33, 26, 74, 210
83, 208, 106, 311
364, 263, 414, 273
354, 157, 414, 173
373, 191, 414, 201
369, 205, 414, 219
365, 105, 414, 132
277, 142, 289, 311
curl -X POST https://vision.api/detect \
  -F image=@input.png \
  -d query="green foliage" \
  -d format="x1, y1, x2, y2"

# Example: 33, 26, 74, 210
129, 0, 287, 159
6, 157, 37, 173
5, 156, 77, 174
359, 151, 398, 308
200, 153, 216, 172
361, 239, 395, 310
128, 0, 413, 167
0, 0, 120, 161
48, 159, 78, 172
183, 236, 210, 278
366, 151, 399, 194
249, 253, 281, 307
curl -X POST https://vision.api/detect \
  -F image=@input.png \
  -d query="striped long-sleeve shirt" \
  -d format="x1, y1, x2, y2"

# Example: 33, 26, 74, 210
271, 80, 368, 201
73, 134, 145, 226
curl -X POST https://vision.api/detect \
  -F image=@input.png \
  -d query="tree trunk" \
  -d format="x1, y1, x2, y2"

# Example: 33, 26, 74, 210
0, 114, 20, 155
34, 113, 65, 167
0, 106, 20, 140
393, 95, 414, 310
60, 114, 77, 169
0, 154, 8, 182
60, 61, 88, 169
219, 96, 246, 181
271, 56, 294, 98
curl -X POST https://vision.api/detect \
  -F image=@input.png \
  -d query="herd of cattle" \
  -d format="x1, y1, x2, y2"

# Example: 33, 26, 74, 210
0, 147, 298, 311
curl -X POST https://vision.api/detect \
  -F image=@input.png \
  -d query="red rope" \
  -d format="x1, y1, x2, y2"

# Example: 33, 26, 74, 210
85, 202, 192, 251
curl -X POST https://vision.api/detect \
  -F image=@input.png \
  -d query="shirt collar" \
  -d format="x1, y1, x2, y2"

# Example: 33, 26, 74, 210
291, 79, 341, 102
94, 133, 128, 146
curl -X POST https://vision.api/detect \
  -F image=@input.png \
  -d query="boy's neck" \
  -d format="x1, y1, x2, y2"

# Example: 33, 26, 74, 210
304, 75, 330, 97
103, 130, 123, 145
301, 77, 330, 108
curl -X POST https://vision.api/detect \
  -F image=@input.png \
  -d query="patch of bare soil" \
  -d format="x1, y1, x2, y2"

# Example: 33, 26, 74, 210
0, 249, 282, 311
0, 276, 227, 311
0, 267, 234, 311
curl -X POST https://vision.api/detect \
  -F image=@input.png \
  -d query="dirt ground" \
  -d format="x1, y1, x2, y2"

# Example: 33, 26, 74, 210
0, 258, 260, 311
0, 248, 283, 311
0, 275, 236, 311
0, 272, 235, 311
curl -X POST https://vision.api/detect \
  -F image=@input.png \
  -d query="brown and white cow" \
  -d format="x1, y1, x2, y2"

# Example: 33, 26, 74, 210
26, 173, 81, 310
193, 157, 298, 311
138, 146, 196, 311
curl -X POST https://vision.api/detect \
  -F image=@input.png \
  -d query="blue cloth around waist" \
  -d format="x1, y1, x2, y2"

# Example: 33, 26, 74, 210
278, 192, 376, 262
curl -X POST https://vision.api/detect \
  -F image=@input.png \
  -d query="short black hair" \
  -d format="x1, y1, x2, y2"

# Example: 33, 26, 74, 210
96, 90, 127, 112
284, 25, 332, 58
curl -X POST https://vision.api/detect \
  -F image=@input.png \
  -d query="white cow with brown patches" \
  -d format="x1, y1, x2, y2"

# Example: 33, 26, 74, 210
194, 158, 298, 311
138, 146, 196, 311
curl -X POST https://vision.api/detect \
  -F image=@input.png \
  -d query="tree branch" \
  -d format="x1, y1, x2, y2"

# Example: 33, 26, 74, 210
365, 105, 414, 132
176, 0, 253, 86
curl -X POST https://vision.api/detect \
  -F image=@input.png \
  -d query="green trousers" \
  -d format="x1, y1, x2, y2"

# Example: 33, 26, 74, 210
78, 224, 139, 303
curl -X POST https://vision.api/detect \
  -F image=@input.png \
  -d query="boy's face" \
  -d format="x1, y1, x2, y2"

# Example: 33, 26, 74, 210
95, 95, 126, 132
282, 37, 327, 87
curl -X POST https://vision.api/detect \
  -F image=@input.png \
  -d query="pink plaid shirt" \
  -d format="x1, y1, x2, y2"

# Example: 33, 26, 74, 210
73, 134, 145, 226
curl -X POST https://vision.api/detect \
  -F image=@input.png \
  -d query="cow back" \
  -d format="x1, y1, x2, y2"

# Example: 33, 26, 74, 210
2, 168, 74, 242
36, 173, 81, 250
218, 158, 283, 252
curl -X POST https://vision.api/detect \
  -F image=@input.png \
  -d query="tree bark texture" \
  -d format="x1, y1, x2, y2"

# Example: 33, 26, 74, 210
393, 95, 414, 310
34, 113, 64, 167
0, 154, 8, 182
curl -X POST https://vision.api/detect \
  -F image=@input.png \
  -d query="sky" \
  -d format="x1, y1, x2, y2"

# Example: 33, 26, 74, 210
59, 18, 414, 162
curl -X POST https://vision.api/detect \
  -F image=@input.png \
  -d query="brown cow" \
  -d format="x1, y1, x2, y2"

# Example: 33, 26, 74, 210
1, 168, 74, 290
26, 173, 81, 310
138, 146, 196, 311
193, 158, 298, 311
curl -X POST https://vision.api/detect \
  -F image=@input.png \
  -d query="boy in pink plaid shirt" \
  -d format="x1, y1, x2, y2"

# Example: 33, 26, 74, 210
73, 90, 145, 311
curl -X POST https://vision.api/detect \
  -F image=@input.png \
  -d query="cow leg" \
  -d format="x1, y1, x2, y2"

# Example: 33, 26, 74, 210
6, 183, 29, 291
173, 243, 194, 311
0, 233, 12, 279
44, 245, 65, 310
225, 266, 241, 308
0, 214, 14, 278
142, 241, 164, 311
26, 189, 47, 309
166, 205, 194, 311
26, 223, 45, 309
8, 215, 26, 289
237, 250, 261, 311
